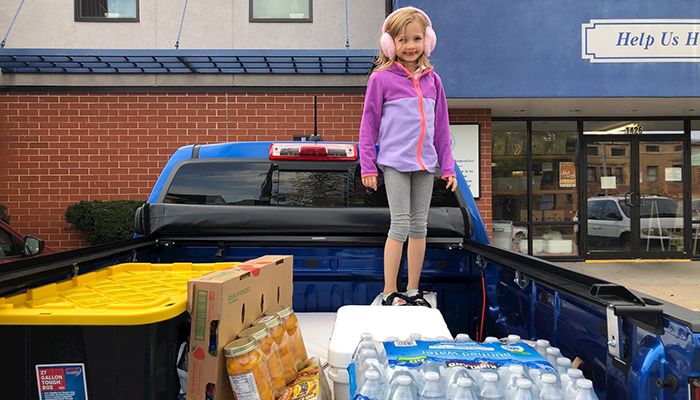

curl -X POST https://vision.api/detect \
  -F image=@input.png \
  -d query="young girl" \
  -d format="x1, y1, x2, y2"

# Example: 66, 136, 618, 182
359, 6, 458, 306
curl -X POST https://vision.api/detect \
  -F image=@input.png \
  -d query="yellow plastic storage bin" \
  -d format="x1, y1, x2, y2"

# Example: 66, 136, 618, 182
0, 261, 240, 325
2, 261, 242, 400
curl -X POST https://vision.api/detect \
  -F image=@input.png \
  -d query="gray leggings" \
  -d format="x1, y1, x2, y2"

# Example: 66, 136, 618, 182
383, 166, 434, 242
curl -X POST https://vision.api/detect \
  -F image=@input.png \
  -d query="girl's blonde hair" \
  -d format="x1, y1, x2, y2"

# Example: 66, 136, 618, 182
375, 9, 433, 71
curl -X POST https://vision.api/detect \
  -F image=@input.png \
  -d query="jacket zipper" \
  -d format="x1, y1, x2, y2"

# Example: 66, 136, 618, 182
397, 63, 432, 171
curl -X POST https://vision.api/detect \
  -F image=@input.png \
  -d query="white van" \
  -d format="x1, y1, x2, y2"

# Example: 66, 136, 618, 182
583, 196, 683, 247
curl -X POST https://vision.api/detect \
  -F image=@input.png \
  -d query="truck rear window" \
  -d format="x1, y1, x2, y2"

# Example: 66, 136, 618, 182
162, 161, 459, 207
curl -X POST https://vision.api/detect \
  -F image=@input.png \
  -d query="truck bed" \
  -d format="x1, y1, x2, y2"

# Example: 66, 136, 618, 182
2, 234, 699, 399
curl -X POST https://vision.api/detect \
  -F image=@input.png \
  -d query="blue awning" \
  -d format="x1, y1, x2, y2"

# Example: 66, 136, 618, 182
0, 48, 377, 74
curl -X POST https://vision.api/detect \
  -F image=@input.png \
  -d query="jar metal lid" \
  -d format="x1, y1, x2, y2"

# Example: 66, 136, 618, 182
256, 314, 282, 328
224, 336, 257, 357
268, 305, 294, 318
239, 323, 270, 341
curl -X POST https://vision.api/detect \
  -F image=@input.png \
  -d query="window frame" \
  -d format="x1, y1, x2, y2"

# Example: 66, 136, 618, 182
0, 228, 20, 258
249, 0, 313, 23
74, 0, 140, 22
647, 165, 659, 183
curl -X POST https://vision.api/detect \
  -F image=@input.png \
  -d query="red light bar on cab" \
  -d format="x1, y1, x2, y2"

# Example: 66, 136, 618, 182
269, 143, 358, 161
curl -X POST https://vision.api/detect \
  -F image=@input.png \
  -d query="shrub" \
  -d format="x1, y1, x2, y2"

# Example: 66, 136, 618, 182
0, 204, 9, 224
65, 200, 144, 245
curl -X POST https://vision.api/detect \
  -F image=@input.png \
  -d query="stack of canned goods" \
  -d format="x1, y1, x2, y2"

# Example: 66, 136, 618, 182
224, 306, 309, 400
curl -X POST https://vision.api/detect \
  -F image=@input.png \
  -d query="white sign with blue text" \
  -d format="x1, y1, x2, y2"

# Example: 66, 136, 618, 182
450, 124, 480, 199
582, 19, 700, 62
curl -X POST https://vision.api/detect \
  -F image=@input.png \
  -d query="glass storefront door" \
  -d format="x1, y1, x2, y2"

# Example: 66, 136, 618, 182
583, 135, 686, 258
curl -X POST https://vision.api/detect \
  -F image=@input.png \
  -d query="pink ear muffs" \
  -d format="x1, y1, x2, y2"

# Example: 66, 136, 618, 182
380, 6, 437, 60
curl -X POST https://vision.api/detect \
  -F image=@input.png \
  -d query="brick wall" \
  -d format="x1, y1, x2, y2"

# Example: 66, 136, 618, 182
0, 92, 491, 249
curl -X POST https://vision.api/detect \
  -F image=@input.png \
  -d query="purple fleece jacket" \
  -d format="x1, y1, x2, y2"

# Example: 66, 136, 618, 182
359, 62, 456, 179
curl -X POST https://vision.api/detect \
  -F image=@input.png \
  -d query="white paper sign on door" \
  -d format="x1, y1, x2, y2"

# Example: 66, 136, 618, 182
450, 124, 480, 198
601, 176, 617, 189
665, 167, 682, 182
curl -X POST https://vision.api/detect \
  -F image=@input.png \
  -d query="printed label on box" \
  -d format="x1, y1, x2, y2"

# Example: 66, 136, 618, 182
194, 289, 209, 341
383, 340, 554, 371
36, 364, 88, 400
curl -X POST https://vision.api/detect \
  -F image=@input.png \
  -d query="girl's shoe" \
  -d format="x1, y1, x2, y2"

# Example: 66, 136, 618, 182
407, 291, 432, 307
381, 292, 411, 306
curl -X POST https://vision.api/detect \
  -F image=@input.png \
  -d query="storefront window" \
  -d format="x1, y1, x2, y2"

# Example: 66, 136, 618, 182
531, 121, 578, 223
531, 224, 579, 257
492, 122, 527, 252
692, 120, 700, 256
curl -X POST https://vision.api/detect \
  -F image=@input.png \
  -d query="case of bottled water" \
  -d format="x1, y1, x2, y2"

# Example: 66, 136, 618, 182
348, 335, 599, 400
327, 306, 453, 400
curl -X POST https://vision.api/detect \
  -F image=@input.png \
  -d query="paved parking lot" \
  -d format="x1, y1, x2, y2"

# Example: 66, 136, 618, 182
556, 261, 700, 312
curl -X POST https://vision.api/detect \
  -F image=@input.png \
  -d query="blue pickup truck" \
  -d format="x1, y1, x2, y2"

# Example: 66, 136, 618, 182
1, 141, 699, 400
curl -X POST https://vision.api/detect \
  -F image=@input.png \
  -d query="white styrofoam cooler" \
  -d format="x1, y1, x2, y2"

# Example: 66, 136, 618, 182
327, 305, 452, 400
296, 312, 338, 366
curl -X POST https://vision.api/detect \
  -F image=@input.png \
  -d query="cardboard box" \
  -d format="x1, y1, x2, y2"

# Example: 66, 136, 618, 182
543, 210, 566, 221
521, 210, 543, 221
544, 239, 573, 254
186, 255, 293, 400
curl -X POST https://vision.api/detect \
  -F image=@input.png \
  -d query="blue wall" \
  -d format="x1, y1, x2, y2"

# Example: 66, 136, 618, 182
393, 0, 700, 98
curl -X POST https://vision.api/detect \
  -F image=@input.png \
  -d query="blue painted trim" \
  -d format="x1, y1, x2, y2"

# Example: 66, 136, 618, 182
0, 48, 377, 74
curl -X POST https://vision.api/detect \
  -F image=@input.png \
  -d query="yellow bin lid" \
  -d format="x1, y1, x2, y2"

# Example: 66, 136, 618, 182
0, 262, 240, 326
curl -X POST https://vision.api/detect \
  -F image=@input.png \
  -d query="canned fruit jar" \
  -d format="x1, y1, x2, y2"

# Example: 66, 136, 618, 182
239, 324, 287, 398
224, 337, 273, 400
270, 306, 308, 370
256, 314, 297, 383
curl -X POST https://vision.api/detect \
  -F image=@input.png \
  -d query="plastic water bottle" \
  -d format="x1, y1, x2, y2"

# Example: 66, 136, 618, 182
420, 371, 445, 400
359, 369, 385, 400
538, 374, 563, 400
416, 363, 440, 394
455, 333, 473, 342
563, 369, 584, 399
483, 337, 500, 344
555, 358, 572, 376
389, 368, 420, 400
421, 361, 446, 384
356, 334, 379, 359
545, 347, 562, 367
446, 367, 471, 397
363, 358, 388, 393
478, 372, 505, 400
511, 379, 535, 400
534, 340, 550, 357
391, 375, 419, 400
355, 348, 379, 380
358, 333, 376, 350
503, 365, 527, 397
362, 333, 389, 360
527, 367, 542, 389
573, 379, 598, 400
496, 366, 512, 388
506, 335, 522, 344
448, 377, 478, 400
